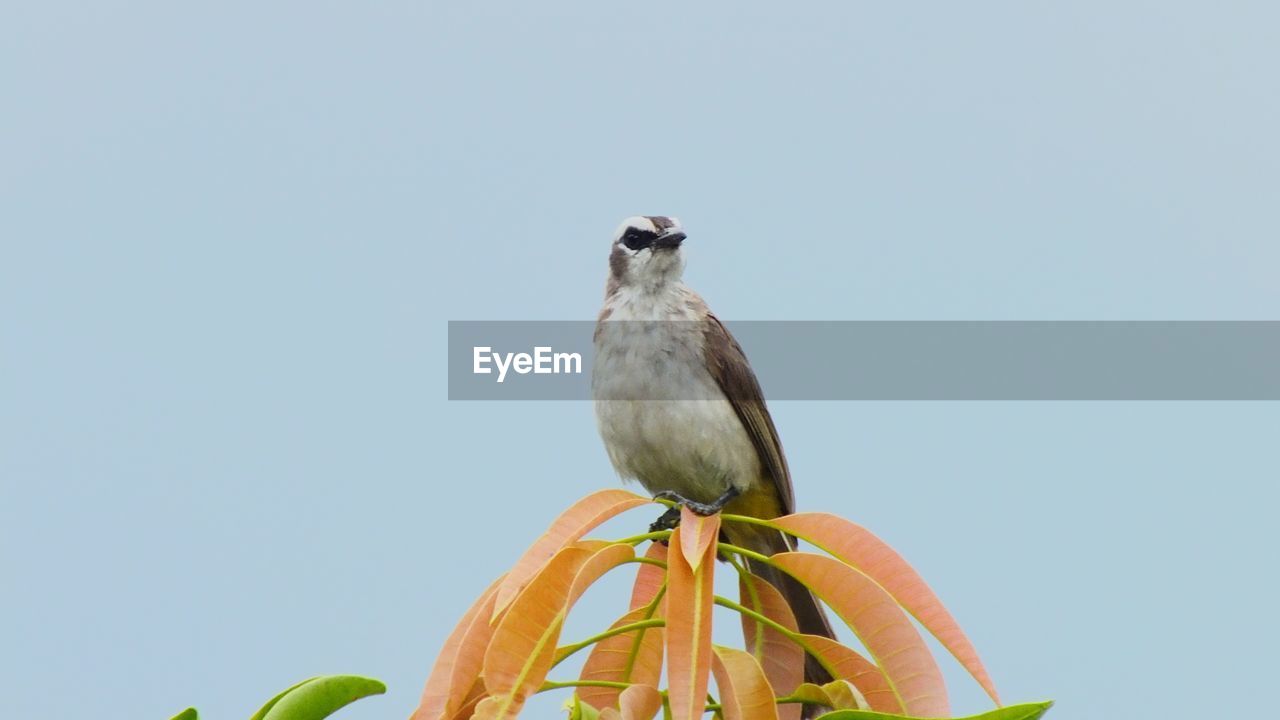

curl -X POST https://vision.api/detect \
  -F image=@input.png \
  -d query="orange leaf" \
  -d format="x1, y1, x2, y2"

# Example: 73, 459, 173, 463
738, 575, 802, 720
412, 574, 505, 720
774, 513, 999, 705
711, 645, 780, 720
617, 684, 663, 720
820, 680, 869, 711
577, 606, 665, 710
771, 552, 948, 717
797, 634, 900, 714
570, 542, 638, 605
481, 543, 635, 719
678, 506, 719, 570
629, 542, 668, 611
493, 489, 650, 618
665, 521, 717, 720
446, 676, 488, 720
469, 696, 502, 720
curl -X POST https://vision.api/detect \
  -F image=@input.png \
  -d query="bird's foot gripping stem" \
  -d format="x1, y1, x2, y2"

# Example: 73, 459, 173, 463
648, 487, 741, 532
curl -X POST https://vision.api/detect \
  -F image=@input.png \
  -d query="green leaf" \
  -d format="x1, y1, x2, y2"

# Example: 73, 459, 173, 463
259, 675, 386, 720
169, 709, 198, 720
249, 677, 319, 720
814, 701, 1053, 720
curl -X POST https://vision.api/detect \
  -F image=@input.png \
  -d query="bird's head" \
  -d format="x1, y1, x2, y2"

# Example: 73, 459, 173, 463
607, 215, 687, 291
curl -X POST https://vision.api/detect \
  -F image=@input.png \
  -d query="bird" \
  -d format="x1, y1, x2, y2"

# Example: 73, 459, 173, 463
591, 215, 837, 704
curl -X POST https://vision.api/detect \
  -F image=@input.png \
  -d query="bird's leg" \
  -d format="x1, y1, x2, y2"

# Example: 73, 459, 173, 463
652, 486, 741, 519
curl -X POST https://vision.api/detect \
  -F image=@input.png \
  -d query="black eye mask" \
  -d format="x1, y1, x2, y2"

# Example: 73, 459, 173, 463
621, 227, 657, 251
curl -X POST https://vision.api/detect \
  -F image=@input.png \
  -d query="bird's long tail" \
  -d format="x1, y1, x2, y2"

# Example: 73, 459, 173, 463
725, 523, 836, 715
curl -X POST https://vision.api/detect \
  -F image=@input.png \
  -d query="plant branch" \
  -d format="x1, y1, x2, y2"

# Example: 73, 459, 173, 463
539, 679, 633, 692
551, 619, 666, 667
715, 541, 773, 565
615, 530, 674, 545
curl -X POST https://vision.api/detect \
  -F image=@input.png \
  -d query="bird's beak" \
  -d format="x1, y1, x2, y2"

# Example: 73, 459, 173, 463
653, 230, 687, 249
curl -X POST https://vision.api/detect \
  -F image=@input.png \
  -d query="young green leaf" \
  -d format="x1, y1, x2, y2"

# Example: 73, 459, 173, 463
250, 678, 317, 720
812, 700, 1052, 720
259, 675, 386, 720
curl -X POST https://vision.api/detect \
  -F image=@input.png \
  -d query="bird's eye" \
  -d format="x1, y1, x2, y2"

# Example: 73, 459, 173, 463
622, 228, 655, 251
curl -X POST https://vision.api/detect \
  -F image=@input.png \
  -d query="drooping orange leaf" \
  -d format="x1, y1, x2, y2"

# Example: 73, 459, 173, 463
481, 546, 593, 718
711, 645, 781, 720
629, 542, 668, 611
445, 676, 488, 720
493, 490, 650, 618
569, 542, 638, 605
677, 505, 719, 570
738, 574, 803, 720
797, 634, 900, 714
481, 543, 635, 719
774, 513, 999, 705
617, 684, 663, 720
820, 680, 869, 711
771, 552, 948, 718
665, 519, 718, 720
412, 574, 505, 720
577, 606, 665, 710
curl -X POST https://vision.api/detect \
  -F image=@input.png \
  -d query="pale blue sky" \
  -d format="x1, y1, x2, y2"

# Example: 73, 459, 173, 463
2, 3, 1277, 719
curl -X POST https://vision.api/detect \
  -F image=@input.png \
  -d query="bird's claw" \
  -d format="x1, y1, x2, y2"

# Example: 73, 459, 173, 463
650, 487, 741, 531
648, 505, 682, 533
652, 490, 722, 516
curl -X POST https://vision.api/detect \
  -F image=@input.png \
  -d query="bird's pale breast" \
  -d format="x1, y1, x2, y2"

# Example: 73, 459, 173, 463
592, 285, 762, 504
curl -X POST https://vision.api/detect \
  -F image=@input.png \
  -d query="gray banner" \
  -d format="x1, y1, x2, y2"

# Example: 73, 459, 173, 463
448, 321, 1280, 400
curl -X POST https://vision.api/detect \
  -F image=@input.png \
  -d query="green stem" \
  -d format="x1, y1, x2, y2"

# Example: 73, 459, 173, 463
723, 553, 749, 577
551, 619, 666, 667
713, 594, 848, 685
715, 541, 773, 565
539, 679, 633, 693
714, 595, 796, 639
616, 530, 674, 545
727, 556, 767, 659
718, 512, 784, 531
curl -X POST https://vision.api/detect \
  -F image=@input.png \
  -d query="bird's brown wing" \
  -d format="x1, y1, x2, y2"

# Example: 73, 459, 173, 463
702, 312, 795, 517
